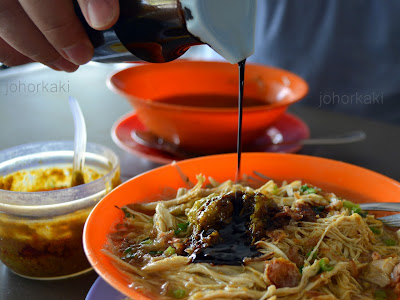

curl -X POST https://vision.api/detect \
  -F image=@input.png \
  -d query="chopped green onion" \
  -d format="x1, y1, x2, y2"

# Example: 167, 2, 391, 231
140, 238, 153, 245
384, 239, 397, 246
306, 188, 316, 194
352, 207, 368, 217
272, 184, 279, 195
374, 289, 387, 300
173, 289, 186, 299
121, 207, 133, 218
343, 200, 358, 210
300, 185, 309, 192
124, 247, 133, 254
122, 247, 136, 259
369, 226, 381, 235
175, 222, 190, 235
177, 222, 189, 231
164, 246, 176, 256
319, 258, 334, 272
343, 201, 367, 217
300, 184, 316, 194
149, 250, 163, 256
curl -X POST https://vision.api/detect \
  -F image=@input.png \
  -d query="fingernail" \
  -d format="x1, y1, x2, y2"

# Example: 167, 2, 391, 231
87, 0, 118, 29
63, 41, 93, 65
51, 57, 79, 73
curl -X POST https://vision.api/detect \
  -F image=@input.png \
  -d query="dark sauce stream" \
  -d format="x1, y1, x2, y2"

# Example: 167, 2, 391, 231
235, 59, 246, 182
192, 60, 261, 265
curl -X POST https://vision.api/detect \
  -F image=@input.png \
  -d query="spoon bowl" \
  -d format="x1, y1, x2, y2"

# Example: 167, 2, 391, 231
132, 129, 367, 159
69, 96, 87, 186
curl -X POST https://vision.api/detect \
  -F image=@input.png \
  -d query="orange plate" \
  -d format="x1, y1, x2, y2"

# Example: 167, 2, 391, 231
111, 112, 310, 164
107, 61, 308, 154
84, 153, 400, 300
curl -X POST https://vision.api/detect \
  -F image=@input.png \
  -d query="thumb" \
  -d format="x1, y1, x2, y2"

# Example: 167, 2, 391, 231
77, 0, 120, 30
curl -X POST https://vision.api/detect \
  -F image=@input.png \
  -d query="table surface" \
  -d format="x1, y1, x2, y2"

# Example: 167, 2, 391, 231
0, 63, 399, 300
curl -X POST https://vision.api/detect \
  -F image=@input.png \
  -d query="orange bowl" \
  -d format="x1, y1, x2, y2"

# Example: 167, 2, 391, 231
107, 61, 308, 154
84, 152, 400, 300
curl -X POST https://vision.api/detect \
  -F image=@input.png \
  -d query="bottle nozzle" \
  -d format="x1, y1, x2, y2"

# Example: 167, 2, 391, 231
179, 0, 257, 64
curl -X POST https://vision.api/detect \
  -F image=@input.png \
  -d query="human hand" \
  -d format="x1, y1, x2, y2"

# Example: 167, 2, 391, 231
0, 0, 120, 72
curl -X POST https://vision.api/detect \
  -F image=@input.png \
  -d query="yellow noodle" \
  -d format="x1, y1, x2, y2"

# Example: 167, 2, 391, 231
105, 177, 400, 300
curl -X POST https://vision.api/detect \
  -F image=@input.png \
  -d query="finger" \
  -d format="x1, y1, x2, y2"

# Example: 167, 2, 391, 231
19, 0, 93, 65
0, 0, 78, 72
0, 37, 33, 67
78, 0, 119, 30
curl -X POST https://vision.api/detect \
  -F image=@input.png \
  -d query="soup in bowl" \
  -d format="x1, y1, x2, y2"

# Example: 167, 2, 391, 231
108, 61, 308, 154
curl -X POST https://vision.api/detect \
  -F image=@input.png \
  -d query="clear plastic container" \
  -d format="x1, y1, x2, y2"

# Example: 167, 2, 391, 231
0, 141, 120, 280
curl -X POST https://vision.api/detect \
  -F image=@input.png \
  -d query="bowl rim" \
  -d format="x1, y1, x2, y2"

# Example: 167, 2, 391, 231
83, 152, 400, 300
106, 60, 309, 114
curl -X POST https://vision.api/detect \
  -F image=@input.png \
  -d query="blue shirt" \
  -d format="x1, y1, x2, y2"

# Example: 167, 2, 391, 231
201, 0, 400, 123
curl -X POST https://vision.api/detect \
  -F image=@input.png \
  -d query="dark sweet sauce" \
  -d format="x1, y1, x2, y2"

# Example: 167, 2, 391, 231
191, 191, 260, 265
191, 60, 261, 265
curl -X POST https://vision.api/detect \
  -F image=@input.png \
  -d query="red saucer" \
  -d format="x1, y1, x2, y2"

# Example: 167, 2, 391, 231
111, 112, 310, 164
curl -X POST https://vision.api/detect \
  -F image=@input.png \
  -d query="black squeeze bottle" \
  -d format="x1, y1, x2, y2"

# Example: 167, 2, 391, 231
74, 0, 203, 63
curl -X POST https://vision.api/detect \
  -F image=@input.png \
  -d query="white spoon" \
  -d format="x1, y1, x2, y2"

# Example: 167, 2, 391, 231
69, 96, 87, 186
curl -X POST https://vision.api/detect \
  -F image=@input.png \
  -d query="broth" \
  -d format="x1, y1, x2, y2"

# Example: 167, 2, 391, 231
156, 94, 266, 108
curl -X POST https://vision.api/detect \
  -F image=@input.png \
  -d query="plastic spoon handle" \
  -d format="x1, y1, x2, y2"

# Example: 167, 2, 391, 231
69, 96, 87, 186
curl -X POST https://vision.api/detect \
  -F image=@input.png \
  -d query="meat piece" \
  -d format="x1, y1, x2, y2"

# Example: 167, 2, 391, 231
363, 257, 398, 287
275, 206, 303, 221
306, 236, 320, 248
349, 259, 359, 278
358, 251, 373, 263
295, 202, 319, 221
287, 245, 304, 268
372, 252, 381, 261
267, 230, 287, 243
265, 257, 301, 288
391, 264, 400, 298
325, 196, 343, 211
391, 262, 400, 290
248, 193, 321, 242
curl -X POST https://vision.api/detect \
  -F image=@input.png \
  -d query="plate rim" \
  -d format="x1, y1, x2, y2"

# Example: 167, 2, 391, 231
111, 111, 310, 164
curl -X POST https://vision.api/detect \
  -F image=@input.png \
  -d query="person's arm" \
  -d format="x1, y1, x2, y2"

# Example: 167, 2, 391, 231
0, 0, 119, 72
